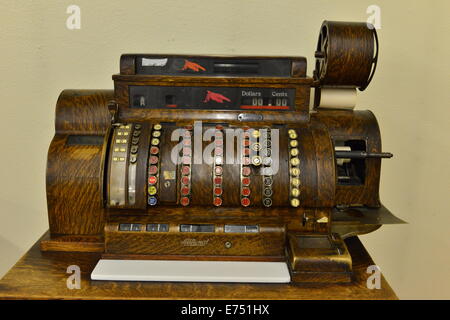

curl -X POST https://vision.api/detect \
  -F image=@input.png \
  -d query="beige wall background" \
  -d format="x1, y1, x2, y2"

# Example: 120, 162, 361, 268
0, 0, 449, 299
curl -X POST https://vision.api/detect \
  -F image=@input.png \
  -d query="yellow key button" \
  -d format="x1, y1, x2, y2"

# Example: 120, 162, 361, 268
154, 124, 162, 130
290, 158, 300, 166
291, 178, 300, 187
290, 140, 298, 147
251, 130, 260, 138
291, 198, 300, 207
148, 186, 157, 195
151, 138, 160, 145
152, 131, 161, 137
291, 188, 300, 197
291, 168, 300, 176
290, 148, 299, 156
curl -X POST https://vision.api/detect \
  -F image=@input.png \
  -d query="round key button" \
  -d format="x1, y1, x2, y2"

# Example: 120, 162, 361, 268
290, 140, 298, 147
290, 148, 299, 156
149, 165, 158, 175
215, 156, 223, 165
241, 197, 250, 207
215, 139, 223, 146
133, 130, 141, 137
241, 187, 251, 197
148, 186, 157, 195
130, 155, 137, 163
153, 124, 162, 130
251, 143, 261, 151
214, 187, 223, 196
151, 138, 160, 145
291, 188, 300, 197
148, 196, 158, 206
183, 147, 191, 156
291, 168, 300, 176
182, 166, 190, 175
184, 125, 193, 130
264, 177, 273, 186
263, 198, 272, 207
291, 178, 300, 187
180, 197, 190, 206
182, 156, 191, 165
150, 156, 159, 164
263, 188, 272, 197
242, 166, 251, 176
181, 176, 190, 185
290, 158, 300, 166
242, 139, 250, 147
251, 130, 260, 138
213, 197, 222, 206
242, 177, 250, 186
183, 139, 191, 146
252, 156, 262, 166
150, 146, 159, 154
148, 176, 157, 185
290, 198, 300, 207
181, 187, 190, 196
214, 176, 222, 185
134, 124, 142, 130
152, 131, 161, 138
215, 147, 223, 156
214, 166, 223, 175
215, 125, 224, 130
242, 157, 251, 165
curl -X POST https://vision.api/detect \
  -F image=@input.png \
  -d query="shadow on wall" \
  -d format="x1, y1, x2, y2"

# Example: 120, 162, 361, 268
0, 236, 24, 278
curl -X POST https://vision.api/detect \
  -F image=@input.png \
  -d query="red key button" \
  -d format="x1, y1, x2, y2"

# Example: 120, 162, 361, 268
182, 166, 190, 175
148, 176, 157, 185
243, 148, 250, 156
181, 187, 190, 196
184, 125, 193, 130
150, 146, 159, 154
180, 197, 190, 206
214, 166, 223, 175
181, 176, 190, 185
183, 147, 191, 156
242, 139, 250, 147
241, 187, 251, 196
213, 197, 222, 206
215, 125, 224, 130
150, 156, 159, 164
242, 177, 250, 186
182, 156, 191, 165
242, 157, 250, 165
215, 139, 223, 146
214, 176, 222, 185
149, 165, 158, 175
215, 147, 223, 156
241, 197, 250, 207
242, 166, 251, 176
214, 187, 223, 196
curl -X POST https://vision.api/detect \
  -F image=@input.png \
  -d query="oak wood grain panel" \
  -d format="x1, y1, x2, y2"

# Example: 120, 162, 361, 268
55, 89, 113, 135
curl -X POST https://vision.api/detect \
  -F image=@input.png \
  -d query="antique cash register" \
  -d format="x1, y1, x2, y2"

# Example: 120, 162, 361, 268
43, 21, 403, 283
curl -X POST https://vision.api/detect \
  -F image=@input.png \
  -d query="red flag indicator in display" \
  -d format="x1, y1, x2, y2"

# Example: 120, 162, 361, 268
181, 59, 206, 72
203, 90, 231, 103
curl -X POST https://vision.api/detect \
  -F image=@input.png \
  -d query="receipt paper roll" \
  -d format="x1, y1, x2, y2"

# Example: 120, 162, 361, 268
314, 87, 357, 110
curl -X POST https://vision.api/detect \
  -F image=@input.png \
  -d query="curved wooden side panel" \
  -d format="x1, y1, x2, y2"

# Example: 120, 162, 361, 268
46, 134, 105, 235
46, 89, 113, 238
55, 89, 113, 135
312, 110, 382, 207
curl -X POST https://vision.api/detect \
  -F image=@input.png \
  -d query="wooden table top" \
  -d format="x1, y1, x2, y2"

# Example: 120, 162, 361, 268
0, 232, 397, 300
